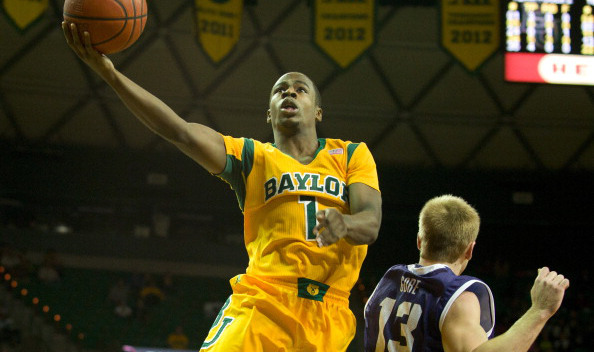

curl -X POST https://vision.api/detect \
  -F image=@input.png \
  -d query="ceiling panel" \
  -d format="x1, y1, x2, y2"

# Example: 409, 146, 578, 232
49, 99, 122, 148
470, 127, 540, 169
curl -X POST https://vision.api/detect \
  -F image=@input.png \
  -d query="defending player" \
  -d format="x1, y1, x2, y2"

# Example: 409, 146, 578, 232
63, 23, 382, 351
364, 194, 569, 352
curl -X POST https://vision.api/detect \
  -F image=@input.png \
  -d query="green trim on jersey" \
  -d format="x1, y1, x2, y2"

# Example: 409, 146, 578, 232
221, 138, 255, 211
242, 138, 255, 178
346, 143, 360, 166
271, 138, 327, 161
222, 155, 246, 211
315, 138, 327, 159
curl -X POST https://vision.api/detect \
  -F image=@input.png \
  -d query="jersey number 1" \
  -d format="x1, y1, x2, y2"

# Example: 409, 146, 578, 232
299, 195, 318, 241
375, 297, 422, 352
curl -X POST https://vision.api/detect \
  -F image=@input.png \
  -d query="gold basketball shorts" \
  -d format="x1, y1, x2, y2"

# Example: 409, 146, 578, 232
199, 274, 356, 352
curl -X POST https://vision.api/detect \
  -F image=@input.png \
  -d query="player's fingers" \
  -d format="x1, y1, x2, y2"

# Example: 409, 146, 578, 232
316, 226, 338, 247
538, 267, 550, 279
560, 278, 570, 289
316, 237, 326, 248
316, 230, 327, 247
316, 235, 323, 247
62, 22, 72, 43
83, 31, 95, 53
552, 273, 569, 288
545, 270, 558, 282
314, 225, 326, 235
552, 273, 564, 283
314, 210, 329, 235
69, 22, 78, 42
316, 209, 327, 222
69, 22, 83, 48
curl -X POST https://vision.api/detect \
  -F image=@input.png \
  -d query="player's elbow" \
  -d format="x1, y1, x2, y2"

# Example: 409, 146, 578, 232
367, 218, 381, 244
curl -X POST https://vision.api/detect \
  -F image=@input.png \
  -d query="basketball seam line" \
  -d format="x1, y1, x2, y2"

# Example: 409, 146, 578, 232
63, 13, 148, 21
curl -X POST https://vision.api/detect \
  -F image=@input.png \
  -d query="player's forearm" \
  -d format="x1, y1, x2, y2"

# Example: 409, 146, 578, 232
344, 210, 380, 245
102, 68, 190, 144
472, 307, 549, 352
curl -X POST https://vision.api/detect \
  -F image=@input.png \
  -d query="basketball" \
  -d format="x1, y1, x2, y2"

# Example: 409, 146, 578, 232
63, 0, 148, 55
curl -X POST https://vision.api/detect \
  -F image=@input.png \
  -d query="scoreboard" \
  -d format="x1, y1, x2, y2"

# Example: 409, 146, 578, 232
504, 0, 594, 85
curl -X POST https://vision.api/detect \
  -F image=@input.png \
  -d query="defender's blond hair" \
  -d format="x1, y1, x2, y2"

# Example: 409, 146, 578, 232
418, 195, 480, 263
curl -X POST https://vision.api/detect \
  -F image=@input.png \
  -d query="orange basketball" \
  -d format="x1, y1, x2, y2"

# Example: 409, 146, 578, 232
63, 0, 148, 54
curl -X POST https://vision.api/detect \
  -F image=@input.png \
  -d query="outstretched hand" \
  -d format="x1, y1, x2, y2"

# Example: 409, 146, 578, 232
313, 208, 347, 247
530, 267, 570, 318
62, 21, 114, 77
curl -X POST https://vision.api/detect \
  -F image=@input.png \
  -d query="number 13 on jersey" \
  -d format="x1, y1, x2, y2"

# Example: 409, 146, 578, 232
373, 297, 422, 352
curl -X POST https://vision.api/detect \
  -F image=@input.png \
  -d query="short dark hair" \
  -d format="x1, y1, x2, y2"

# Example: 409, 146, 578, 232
312, 81, 322, 109
271, 72, 322, 108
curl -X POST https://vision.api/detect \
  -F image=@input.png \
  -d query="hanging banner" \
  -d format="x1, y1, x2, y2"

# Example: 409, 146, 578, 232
441, 0, 500, 72
194, 0, 243, 65
2, 0, 48, 32
314, 0, 375, 69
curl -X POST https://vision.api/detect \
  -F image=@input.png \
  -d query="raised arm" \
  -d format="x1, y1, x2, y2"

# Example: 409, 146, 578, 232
442, 267, 569, 352
314, 182, 382, 247
62, 22, 226, 174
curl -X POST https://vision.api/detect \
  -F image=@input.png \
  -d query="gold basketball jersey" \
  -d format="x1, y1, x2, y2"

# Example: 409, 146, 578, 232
218, 136, 380, 294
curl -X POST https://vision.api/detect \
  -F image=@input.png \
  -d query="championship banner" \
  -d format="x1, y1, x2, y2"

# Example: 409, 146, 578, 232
194, 0, 243, 64
441, 0, 500, 71
313, 0, 375, 69
2, 0, 48, 32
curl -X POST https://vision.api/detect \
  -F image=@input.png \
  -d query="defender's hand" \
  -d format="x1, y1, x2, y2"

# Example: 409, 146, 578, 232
530, 267, 570, 318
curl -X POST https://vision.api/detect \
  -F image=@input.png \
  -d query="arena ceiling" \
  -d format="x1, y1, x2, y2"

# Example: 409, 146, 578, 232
1, 0, 593, 172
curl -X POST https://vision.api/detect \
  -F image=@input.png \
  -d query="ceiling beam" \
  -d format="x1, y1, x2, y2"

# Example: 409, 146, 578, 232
0, 90, 25, 141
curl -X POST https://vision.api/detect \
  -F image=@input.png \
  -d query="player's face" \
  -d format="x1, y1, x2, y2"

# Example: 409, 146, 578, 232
268, 72, 321, 131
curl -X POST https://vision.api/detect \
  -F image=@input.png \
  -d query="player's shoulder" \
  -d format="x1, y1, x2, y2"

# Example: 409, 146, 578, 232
377, 264, 411, 284
456, 274, 488, 287
323, 137, 368, 148
386, 263, 409, 274
322, 138, 372, 159
228, 136, 267, 151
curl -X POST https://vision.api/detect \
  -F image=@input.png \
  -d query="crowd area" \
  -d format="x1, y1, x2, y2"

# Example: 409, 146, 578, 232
0, 240, 592, 352
0, 241, 226, 352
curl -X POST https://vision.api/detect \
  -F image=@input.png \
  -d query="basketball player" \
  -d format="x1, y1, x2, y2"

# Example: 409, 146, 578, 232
364, 195, 569, 352
62, 23, 382, 351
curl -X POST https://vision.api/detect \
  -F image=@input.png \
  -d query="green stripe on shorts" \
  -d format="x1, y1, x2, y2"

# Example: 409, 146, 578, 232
298, 278, 329, 302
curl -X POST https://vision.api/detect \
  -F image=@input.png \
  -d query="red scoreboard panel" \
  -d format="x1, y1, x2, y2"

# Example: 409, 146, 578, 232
504, 0, 594, 85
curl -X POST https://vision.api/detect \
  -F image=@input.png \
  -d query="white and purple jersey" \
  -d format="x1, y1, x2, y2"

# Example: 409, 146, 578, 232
364, 264, 495, 352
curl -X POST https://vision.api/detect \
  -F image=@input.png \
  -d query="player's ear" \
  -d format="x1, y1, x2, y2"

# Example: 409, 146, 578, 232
267, 109, 271, 123
417, 233, 422, 250
315, 107, 323, 122
464, 241, 475, 261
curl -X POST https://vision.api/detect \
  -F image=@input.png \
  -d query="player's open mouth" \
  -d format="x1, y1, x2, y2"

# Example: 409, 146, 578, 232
281, 100, 298, 112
